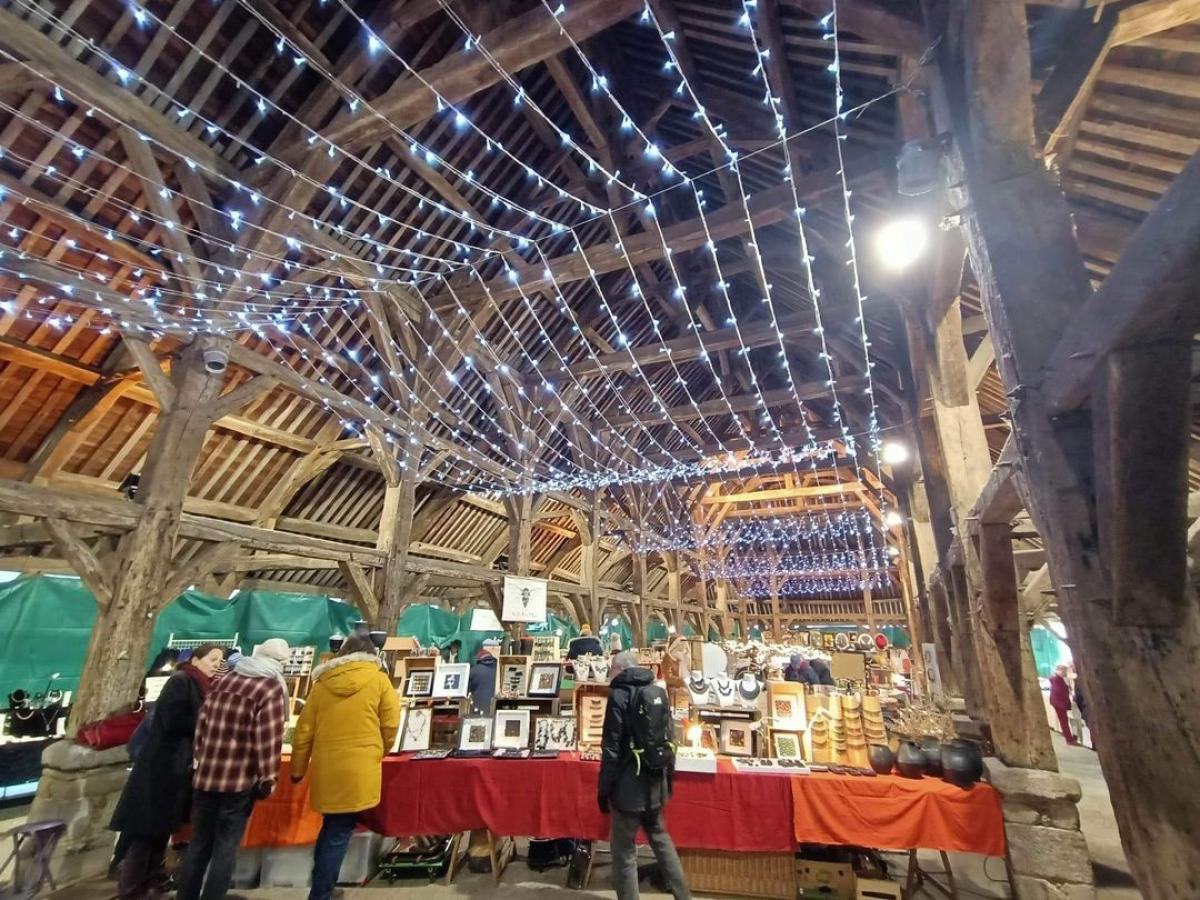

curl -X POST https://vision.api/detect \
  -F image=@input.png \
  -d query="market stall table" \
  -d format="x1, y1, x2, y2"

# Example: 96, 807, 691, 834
245, 755, 1004, 857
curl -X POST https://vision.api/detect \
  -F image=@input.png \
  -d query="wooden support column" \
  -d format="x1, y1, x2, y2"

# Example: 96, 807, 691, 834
375, 446, 419, 632
629, 554, 650, 646
935, 2, 1200, 889
504, 491, 536, 577
926, 574, 961, 697
974, 523, 1056, 769
570, 493, 603, 629
66, 339, 228, 729
947, 565, 986, 718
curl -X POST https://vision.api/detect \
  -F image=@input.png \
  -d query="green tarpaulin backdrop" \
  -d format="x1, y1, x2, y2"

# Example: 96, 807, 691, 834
0, 575, 362, 700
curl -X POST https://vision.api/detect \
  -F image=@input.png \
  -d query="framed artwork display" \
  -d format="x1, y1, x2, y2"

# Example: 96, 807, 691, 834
720, 720, 754, 757
772, 731, 804, 760
527, 663, 563, 697
533, 715, 577, 752
771, 694, 805, 729
459, 716, 493, 752
531, 635, 559, 663
397, 706, 432, 752
834, 632, 851, 651
432, 663, 470, 699
493, 709, 531, 749
405, 670, 434, 698
500, 662, 527, 695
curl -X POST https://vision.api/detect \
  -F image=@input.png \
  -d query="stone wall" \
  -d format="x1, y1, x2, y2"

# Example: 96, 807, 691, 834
985, 757, 1095, 900
27, 741, 129, 887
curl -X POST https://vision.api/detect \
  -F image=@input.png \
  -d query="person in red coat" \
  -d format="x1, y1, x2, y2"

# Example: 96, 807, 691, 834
1049, 664, 1078, 745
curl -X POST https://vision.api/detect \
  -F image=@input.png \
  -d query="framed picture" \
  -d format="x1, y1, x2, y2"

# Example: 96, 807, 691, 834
772, 731, 804, 760
531, 635, 559, 663
533, 715, 577, 752
397, 706, 432, 752
771, 695, 803, 728
493, 709, 531, 749
719, 720, 754, 757
500, 662, 527, 696
459, 716, 493, 751
527, 663, 563, 697
405, 670, 434, 698
432, 663, 470, 699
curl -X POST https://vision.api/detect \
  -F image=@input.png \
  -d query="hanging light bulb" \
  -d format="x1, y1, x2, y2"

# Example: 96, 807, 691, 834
881, 441, 909, 466
874, 218, 929, 271
884, 510, 904, 528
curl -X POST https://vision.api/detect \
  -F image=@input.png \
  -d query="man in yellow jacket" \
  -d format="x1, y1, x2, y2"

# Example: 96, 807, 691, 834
290, 635, 400, 900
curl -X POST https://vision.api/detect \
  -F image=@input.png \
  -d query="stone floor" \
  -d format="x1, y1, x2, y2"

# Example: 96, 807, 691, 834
13, 732, 1141, 899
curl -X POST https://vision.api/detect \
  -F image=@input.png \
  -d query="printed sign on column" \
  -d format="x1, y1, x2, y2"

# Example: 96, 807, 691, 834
502, 575, 548, 623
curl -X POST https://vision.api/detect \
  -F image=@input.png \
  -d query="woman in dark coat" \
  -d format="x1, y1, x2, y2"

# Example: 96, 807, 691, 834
110, 644, 224, 900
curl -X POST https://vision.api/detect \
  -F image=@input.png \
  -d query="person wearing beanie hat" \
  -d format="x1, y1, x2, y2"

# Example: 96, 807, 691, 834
467, 639, 501, 714
567, 624, 603, 661
177, 638, 291, 900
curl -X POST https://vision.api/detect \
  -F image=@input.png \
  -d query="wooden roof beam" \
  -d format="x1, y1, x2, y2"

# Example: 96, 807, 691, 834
444, 151, 886, 308
0, 6, 237, 181
1043, 151, 1200, 415
311, 0, 643, 155
779, 0, 925, 56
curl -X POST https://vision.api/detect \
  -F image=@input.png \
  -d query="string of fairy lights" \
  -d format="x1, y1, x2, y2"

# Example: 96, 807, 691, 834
0, 0, 915, 596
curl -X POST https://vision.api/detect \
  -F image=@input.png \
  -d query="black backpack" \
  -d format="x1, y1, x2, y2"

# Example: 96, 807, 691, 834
628, 683, 675, 774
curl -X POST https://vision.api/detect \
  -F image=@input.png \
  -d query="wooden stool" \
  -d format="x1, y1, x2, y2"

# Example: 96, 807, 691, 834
0, 820, 66, 900
904, 848, 959, 899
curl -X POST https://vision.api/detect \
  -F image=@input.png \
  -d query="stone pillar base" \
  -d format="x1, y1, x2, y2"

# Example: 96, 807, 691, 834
27, 740, 130, 888
984, 757, 1096, 900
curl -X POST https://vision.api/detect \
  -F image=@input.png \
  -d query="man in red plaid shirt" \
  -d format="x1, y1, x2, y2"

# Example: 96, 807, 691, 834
176, 639, 290, 900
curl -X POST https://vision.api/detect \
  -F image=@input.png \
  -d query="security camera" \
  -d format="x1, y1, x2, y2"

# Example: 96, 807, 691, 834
203, 348, 228, 374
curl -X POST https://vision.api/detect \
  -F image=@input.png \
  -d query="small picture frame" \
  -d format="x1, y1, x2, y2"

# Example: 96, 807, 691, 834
397, 706, 432, 752
533, 715, 577, 752
493, 709, 531, 749
405, 670, 434, 698
500, 662, 527, 696
432, 663, 470, 699
771, 695, 805, 730
772, 731, 804, 760
459, 716, 493, 751
527, 663, 562, 697
531, 635, 559, 662
720, 720, 754, 757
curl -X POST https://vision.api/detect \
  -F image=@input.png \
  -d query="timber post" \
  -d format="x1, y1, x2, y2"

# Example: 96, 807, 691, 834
64, 338, 239, 730
929, 0, 1200, 892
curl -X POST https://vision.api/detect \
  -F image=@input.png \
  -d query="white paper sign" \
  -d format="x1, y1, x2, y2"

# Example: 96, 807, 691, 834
470, 607, 504, 632
502, 575, 547, 623
921, 642, 944, 701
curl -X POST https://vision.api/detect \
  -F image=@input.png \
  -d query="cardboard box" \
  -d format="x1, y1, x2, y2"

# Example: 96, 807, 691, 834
856, 878, 902, 900
797, 859, 856, 899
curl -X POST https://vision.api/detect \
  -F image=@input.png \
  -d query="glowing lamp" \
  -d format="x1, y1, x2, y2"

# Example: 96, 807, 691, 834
875, 218, 928, 271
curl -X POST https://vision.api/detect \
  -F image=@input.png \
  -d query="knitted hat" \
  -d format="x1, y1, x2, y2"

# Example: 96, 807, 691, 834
580, 624, 593, 635
254, 638, 290, 662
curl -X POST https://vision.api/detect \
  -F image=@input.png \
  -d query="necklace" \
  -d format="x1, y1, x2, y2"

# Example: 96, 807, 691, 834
713, 677, 733, 696
737, 676, 761, 701
688, 673, 708, 692
404, 709, 428, 744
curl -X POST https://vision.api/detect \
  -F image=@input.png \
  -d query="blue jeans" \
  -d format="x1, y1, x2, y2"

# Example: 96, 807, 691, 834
309, 813, 358, 900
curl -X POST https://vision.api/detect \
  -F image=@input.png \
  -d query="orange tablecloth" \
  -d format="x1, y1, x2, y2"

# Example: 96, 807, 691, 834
790, 772, 1006, 857
243, 757, 1005, 858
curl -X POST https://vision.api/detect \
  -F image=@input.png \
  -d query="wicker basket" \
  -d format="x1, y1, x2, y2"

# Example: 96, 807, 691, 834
678, 849, 796, 899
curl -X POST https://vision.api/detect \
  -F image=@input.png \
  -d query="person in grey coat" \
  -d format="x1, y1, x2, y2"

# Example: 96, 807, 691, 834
597, 652, 690, 900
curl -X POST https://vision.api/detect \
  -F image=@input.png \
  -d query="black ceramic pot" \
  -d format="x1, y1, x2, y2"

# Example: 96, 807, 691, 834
896, 740, 926, 778
368, 630, 388, 650
329, 634, 345, 653
941, 739, 985, 788
868, 743, 895, 775
919, 735, 944, 776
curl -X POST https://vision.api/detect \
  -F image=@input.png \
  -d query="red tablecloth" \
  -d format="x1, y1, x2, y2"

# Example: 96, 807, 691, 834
244, 756, 1004, 857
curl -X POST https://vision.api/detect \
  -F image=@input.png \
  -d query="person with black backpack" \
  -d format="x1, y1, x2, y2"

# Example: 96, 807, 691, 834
597, 651, 691, 900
